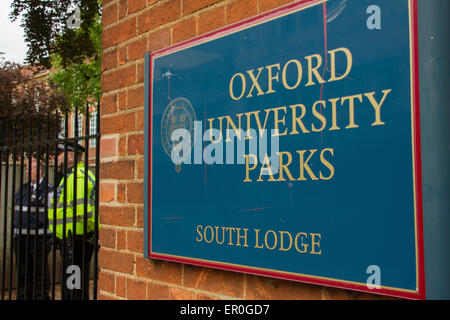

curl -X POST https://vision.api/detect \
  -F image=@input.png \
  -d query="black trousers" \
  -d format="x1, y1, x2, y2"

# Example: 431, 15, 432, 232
13, 235, 51, 300
60, 233, 94, 300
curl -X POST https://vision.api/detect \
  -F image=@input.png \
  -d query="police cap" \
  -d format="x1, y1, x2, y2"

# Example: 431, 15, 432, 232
57, 141, 85, 154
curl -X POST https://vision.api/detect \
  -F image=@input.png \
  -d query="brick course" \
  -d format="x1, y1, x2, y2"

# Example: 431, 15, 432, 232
99, 0, 385, 300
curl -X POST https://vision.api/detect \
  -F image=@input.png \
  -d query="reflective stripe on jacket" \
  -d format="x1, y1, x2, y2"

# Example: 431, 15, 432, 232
14, 179, 53, 235
48, 163, 99, 239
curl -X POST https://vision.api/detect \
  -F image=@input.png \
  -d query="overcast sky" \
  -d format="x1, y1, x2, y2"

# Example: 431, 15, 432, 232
0, 0, 28, 64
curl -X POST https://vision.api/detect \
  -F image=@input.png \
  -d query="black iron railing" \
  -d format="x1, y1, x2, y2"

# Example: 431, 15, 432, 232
0, 102, 101, 300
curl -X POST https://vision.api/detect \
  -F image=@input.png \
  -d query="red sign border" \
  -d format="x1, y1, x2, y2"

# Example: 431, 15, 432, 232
145, 0, 425, 300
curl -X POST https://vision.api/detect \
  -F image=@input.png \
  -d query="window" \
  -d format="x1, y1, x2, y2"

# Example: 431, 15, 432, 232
59, 120, 66, 138
89, 112, 97, 147
72, 114, 83, 137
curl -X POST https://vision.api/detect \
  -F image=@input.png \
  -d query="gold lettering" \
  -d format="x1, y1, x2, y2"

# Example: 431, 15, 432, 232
294, 232, 309, 253
289, 104, 310, 135
236, 228, 249, 247
328, 47, 353, 82
364, 89, 391, 126
244, 111, 257, 140
257, 154, 277, 182
341, 94, 362, 129
279, 231, 293, 252
244, 154, 258, 182
207, 117, 224, 143
282, 59, 302, 90
246, 67, 265, 97
254, 229, 264, 249
328, 97, 341, 131
252, 110, 271, 138
312, 100, 327, 132
310, 233, 322, 254
272, 106, 288, 136
215, 226, 225, 245
276, 151, 295, 182
196, 226, 323, 255
196, 225, 203, 242
305, 54, 326, 87
319, 148, 335, 180
226, 227, 236, 245
266, 63, 281, 94
264, 230, 278, 250
204, 226, 214, 243
224, 114, 243, 142
229, 73, 246, 100
297, 149, 319, 181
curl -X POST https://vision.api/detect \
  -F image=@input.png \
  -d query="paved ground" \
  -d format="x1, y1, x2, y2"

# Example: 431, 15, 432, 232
2, 280, 95, 300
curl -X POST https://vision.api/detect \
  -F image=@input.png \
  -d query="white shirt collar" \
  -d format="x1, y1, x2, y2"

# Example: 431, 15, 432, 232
32, 177, 44, 190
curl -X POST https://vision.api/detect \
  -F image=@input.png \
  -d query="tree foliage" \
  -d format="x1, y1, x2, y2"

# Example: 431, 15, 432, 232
2, 1, 103, 158
49, 18, 102, 111
0, 57, 66, 159
10, 0, 102, 112
10, 0, 101, 69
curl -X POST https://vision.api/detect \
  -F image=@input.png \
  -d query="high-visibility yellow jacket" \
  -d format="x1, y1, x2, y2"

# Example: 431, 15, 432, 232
48, 162, 99, 239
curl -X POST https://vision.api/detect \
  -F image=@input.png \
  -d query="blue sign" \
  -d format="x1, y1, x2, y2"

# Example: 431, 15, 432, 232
144, 0, 424, 299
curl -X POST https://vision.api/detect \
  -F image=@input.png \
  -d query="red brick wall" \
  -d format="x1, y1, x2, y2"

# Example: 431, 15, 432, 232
99, 0, 389, 300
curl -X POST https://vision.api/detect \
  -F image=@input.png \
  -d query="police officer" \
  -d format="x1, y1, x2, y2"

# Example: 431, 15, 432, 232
13, 159, 53, 300
49, 141, 98, 300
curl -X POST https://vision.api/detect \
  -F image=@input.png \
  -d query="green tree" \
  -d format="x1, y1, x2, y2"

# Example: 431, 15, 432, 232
10, 0, 101, 69
10, 0, 102, 111
49, 18, 102, 111
0, 56, 66, 158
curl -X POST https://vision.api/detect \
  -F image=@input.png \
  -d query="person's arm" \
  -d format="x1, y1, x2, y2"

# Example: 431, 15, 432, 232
47, 188, 53, 209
